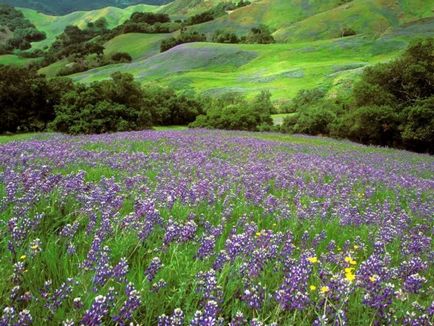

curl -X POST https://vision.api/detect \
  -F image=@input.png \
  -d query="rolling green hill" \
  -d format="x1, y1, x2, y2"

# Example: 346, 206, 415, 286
1, 0, 171, 15
1, 0, 433, 101
18, 4, 160, 49
71, 33, 413, 99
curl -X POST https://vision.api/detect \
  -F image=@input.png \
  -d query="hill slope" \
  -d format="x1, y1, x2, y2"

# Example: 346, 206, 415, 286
183, 0, 434, 42
70, 32, 413, 99
18, 4, 160, 49
0, 0, 171, 15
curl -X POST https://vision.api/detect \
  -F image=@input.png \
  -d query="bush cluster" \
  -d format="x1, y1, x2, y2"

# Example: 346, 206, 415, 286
0, 68, 205, 134
160, 30, 206, 52
282, 38, 434, 153
0, 4, 46, 52
190, 91, 275, 131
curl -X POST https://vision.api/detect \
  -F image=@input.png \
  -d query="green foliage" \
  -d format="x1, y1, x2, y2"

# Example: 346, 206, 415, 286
290, 88, 327, 111
400, 97, 434, 153
111, 52, 133, 63
340, 26, 356, 37
282, 102, 342, 135
190, 91, 274, 131
51, 72, 152, 134
353, 38, 434, 108
331, 105, 401, 147
241, 25, 275, 44
211, 30, 240, 44
160, 30, 206, 52
0, 65, 71, 132
0, 4, 46, 52
108, 12, 178, 37
281, 38, 434, 153
143, 86, 204, 125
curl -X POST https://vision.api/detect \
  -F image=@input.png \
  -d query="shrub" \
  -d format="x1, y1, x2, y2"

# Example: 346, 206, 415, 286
160, 30, 206, 52
282, 103, 340, 135
242, 25, 274, 44
333, 106, 401, 147
212, 30, 240, 44
341, 26, 356, 37
111, 52, 133, 63
0, 65, 72, 133
400, 97, 434, 153
190, 91, 273, 131
51, 73, 152, 134
353, 38, 434, 108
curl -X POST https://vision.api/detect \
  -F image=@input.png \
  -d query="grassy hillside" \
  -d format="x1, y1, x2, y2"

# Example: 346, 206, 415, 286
104, 32, 173, 60
187, 0, 343, 36
3, 0, 432, 101
72, 33, 415, 99
2, 0, 170, 15
18, 4, 160, 49
274, 0, 434, 42
0, 53, 38, 65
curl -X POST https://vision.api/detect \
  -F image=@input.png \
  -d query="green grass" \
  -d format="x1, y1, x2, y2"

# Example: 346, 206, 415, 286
72, 34, 411, 99
104, 33, 173, 60
0, 54, 39, 66
18, 4, 161, 50
274, 0, 434, 42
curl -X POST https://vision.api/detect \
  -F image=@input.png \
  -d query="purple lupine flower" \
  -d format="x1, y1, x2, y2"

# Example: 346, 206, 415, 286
81, 295, 109, 326
196, 269, 222, 303
145, 257, 163, 282
229, 311, 247, 326
159, 308, 184, 326
196, 235, 216, 260
0, 307, 16, 325
403, 274, 427, 294
241, 283, 265, 310
275, 257, 311, 310
73, 297, 83, 309
17, 310, 32, 325
93, 246, 113, 289
213, 250, 230, 271
190, 300, 219, 326
113, 257, 129, 283
45, 278, 76, 314
151, 279, 167, 293
158, 314, 171, 326
113, 283, 141, 326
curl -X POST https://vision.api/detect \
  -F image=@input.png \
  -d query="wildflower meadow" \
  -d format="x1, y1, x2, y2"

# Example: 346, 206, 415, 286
0, 130, 433, 325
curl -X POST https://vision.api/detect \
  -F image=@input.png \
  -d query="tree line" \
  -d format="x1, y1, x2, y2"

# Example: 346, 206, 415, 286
281, 38, 434, 154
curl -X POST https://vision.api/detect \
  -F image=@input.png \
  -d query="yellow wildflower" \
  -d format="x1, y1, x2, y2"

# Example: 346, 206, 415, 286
344, 256, 357, 265
310, 285, 316, 291
369, 275, 379, 283
256, 232, 261, 237
31, 244, 39, 250
345, 272, 356, 282
20, 255, 26, 261
320, 286, 329, 294
307, 257, 318, 264
354, 245, 359, 250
